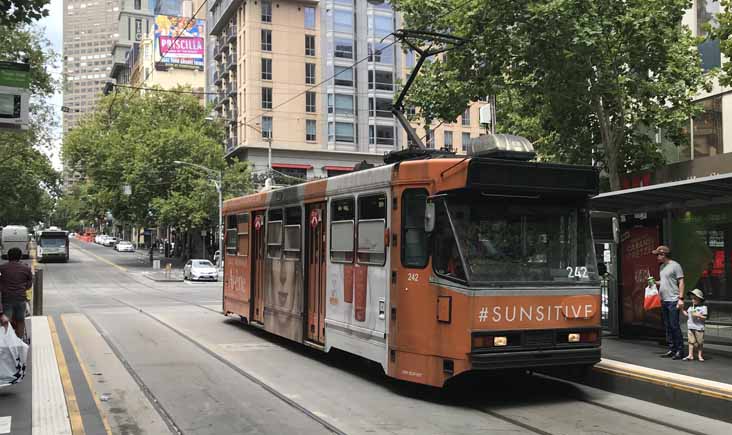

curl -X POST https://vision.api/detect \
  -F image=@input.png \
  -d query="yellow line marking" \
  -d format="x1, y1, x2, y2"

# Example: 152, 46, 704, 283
49, 317, 86, 435
74, 244, 128, 272
61, 315, 114, 435
594, 362, 732, 401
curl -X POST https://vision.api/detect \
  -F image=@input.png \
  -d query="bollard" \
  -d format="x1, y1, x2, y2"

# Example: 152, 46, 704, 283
33, 268, 43, 315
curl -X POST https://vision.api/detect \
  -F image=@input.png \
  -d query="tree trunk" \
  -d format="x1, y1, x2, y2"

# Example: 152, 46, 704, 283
595, 98, 622, 191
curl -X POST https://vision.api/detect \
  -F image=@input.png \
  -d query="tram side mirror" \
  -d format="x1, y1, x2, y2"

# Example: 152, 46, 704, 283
425, 202, 436, 233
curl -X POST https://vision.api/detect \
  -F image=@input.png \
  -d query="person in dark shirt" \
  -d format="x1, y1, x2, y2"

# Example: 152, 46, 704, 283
0, 248, 33, 338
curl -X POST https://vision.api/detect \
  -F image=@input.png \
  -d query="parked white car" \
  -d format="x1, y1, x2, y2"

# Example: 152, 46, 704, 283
102, 237, 118, 247
183, 260, 218, 282
115, 241, 135, 252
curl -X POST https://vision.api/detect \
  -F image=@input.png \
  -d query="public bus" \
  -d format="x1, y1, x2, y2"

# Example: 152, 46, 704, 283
37, 229, 69, 263
1, 225, 30, 259
222, 135, 602, 387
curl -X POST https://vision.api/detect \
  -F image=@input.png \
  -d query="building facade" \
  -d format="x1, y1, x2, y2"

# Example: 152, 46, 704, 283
207, 0, 487, 180
62, 0, 119, 132
110, 0, 156, 85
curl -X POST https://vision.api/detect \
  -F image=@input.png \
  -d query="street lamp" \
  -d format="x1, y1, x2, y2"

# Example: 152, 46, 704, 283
173, 160, 224, 269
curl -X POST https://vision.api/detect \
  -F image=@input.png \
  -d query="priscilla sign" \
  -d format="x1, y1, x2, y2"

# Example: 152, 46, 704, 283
154, 15, 205, 67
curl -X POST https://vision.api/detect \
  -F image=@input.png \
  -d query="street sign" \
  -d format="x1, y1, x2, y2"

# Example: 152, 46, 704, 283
254, 215, 263, 231
310, 209, 320, 228
0, 62, 30, 131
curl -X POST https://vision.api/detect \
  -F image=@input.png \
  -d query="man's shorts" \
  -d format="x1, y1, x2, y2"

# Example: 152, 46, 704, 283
688, 329, 704, 346
3, 301, 27, 322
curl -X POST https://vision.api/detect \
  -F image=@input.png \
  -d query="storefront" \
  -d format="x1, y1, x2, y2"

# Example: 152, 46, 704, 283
593, 172, 732, 345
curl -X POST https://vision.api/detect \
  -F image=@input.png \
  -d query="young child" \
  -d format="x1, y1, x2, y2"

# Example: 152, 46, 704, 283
682, 289, 708, 362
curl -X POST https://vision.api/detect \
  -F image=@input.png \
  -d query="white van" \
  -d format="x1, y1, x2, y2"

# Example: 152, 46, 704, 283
1, 225, 30, 259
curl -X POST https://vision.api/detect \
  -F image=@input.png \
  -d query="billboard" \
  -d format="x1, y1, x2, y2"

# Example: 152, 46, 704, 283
154, 15, 205, 68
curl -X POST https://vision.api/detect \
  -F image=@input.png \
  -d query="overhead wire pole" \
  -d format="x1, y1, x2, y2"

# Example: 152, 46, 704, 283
173, 160, 224, 269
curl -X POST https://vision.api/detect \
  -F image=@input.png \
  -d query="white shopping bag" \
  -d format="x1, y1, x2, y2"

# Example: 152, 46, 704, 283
0, 324, 28, 386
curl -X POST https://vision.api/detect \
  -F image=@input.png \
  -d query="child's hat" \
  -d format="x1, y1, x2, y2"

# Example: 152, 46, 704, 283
690, 288, 705, 300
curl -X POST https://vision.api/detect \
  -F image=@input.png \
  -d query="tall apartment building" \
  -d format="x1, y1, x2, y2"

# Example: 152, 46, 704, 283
207, 0, 487, 180
110, 0, 156, 85
62, 0, 119, 132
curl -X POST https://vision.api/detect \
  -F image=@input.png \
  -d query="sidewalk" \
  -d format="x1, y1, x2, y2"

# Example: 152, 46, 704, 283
581, 336, 732, 423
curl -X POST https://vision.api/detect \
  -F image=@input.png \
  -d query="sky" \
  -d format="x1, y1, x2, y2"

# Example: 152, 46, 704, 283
38, 0, 64, 170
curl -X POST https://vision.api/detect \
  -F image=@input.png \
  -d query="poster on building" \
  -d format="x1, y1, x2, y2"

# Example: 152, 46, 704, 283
620, 226, 662, 329
154, 15, 205, 68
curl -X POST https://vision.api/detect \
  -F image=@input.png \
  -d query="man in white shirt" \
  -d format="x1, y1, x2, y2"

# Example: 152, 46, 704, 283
652, 245, 685, 360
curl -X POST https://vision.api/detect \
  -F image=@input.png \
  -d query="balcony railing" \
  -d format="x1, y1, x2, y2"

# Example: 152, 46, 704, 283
226, 137, 238, 152
229, 109, 238, 124
227, 53, 237, 71
227, 25, 237, 44
227, 81, 237, 96
213, 45, 223, 61
213, 71, 221, 85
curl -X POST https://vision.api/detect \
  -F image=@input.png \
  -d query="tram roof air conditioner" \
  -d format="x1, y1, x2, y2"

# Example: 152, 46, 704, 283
466, 134, 536, 161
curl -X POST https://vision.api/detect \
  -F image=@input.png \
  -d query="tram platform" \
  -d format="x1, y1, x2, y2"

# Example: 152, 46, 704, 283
0, 317, 72, 435
581, 336, 732, 423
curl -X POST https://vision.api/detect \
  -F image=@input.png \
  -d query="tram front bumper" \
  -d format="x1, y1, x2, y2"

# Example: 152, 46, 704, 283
469, 346, 601, 371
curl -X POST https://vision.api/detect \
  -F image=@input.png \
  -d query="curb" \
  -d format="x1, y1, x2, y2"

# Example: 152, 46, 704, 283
578, 358, 732, 424
141, 272, 184, 282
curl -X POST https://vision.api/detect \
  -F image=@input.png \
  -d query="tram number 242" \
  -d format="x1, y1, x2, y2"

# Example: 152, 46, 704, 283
566, 266, 589, 279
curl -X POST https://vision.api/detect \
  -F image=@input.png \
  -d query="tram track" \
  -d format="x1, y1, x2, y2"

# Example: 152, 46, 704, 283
68, 245, 718, 435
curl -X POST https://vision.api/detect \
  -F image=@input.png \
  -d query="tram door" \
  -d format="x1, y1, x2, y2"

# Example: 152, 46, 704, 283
305, 203, 327, 344
251, 211, 266, 324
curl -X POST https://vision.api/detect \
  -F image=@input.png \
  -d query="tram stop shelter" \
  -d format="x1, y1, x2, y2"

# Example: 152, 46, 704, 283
592, 172, 732, 345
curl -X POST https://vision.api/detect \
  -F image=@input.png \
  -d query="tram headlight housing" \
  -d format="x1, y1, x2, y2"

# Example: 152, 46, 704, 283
568, 333, 581, 343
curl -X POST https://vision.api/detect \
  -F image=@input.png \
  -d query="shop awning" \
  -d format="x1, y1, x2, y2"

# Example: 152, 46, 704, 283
592, 172, 732, 214
272, 163, 312, 170
323, 165, 353, 172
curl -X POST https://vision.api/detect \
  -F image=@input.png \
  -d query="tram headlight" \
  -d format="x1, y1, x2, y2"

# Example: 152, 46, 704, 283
568, 333, 581, 343
493, 336, 508, 346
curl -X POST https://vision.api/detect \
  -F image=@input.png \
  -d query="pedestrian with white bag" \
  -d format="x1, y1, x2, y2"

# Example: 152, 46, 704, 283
0, 321, 28, 386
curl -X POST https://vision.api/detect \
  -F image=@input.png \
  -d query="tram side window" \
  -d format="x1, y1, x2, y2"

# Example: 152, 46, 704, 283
331, 197, 355, 263
402, 189, 429, 268
267, 208, 283, 258
284, 206, 302, 260
226, 215, 238, 255
358, 194, 387, 266
237, 213, 249, 256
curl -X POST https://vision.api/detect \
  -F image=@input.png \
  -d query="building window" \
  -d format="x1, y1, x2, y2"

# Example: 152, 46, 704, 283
462, 132, 471, 151
261, 58, 272, 80
369, 97, 392, 118
462, 108, 470, 126
697, 0, 721, 71
692, 96, 723, 158
262, 87, 272, 109
370, 15, 393, 38
261, 29, 272, 51
334, 10, 353, 33
404, 50, 415, 68
328, 94, 354, 115
306, 91, 316, 113
305, 35, 316, 56
134, 0, 141, 10
334, 66, 353, 87
135, 19, 142, 40
306, 119, 316, 141
305, 63, 316, 84
262, 0, 272, 22
444, 131, 453, 149
334, 38, 353, 59
368, 70, 393, 91
304, 6, 316, 29
329, 122, 354, 143
262, 116, 273, 138
370, 125, 394, 145
368, 43, 394, 64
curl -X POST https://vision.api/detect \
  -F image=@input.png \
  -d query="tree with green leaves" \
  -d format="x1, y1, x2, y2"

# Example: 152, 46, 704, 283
394, 0, 708, 190
1, 0, 49, 26
0, 22, 59, 227
713, 0, 732, 86
62, 87, 252, 255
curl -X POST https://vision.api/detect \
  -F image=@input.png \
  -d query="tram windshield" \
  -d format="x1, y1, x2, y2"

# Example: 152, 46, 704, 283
433, 193, 598, 285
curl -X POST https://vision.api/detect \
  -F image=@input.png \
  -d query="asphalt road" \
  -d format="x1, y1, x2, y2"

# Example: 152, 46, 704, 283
32, 240, 732, 434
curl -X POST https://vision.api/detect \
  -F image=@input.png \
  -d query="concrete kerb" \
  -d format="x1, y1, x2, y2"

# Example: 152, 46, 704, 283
575, 358, 732, 424
142, 271, 184, 282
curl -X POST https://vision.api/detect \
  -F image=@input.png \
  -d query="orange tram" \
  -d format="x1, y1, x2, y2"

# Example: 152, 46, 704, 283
222, 136, 602, 387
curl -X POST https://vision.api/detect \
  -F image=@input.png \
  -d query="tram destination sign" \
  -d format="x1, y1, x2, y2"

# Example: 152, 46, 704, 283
467, 158, 599, 197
